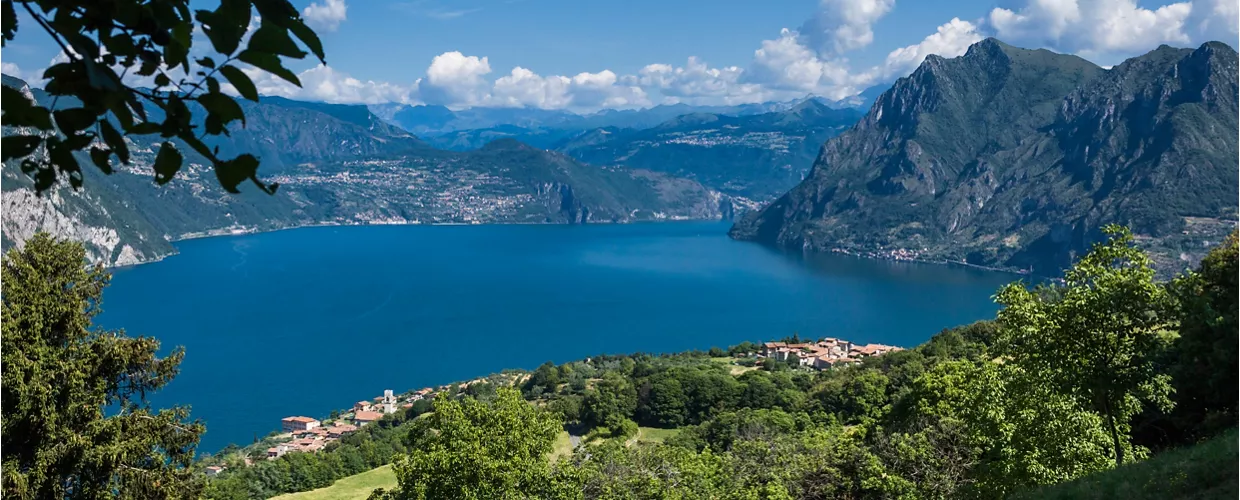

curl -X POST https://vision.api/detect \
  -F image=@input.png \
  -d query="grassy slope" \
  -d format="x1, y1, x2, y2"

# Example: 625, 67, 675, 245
271, 464, 397, 500
1013, 429, 1238, 500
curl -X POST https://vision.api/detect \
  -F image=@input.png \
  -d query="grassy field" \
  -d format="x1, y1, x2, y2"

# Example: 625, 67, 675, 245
550, 430, 575, 462
1013, 429, 1238, 500
272, 464, 397, 500
634, 426, 680, 444
710, 356, 758, 375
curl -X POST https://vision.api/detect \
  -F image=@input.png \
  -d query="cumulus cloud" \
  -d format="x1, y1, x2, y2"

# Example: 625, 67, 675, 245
800, 0, 895, 55
302, 0, 348, 32
878, 17, 984, 80
415, 51, 494, 107
987, 0, 1197, 60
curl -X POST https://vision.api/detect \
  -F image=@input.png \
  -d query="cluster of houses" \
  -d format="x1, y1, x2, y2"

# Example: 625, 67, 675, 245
760, 338, 902, 369
266, 387, 437, 460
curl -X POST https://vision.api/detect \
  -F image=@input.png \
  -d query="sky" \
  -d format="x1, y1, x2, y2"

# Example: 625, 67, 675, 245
2, 0, 1238, 112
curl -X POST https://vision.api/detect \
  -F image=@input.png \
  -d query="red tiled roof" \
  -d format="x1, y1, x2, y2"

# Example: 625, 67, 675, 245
353, 411, 383, 421
282, 416, 318, 423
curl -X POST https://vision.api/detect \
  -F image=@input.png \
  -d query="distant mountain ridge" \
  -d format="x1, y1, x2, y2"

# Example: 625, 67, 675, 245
1, 77, 741, 267
372, 93, 879, 137
730, 39, 1239, 276
557, 100, 864, 200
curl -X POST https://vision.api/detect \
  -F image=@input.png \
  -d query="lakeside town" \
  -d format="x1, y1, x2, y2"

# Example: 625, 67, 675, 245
203, 335, 902, 476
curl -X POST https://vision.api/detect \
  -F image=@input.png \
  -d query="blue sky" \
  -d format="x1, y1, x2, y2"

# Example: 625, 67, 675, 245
3, 0, 1237, 111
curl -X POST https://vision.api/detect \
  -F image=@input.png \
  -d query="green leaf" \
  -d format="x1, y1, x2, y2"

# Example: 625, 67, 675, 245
219, 65, 258, 101
2, 0, 16, 46
199, 92, 245, 129
128, 122, 161, 136
53, 108, 98, 134
197, 56, 217, 69
237, 50, 301, 86
1, 86, 53, 130
153, 142, 183, 185
1, 135, 41, 161
100, 120, 130, 164
288, 20, 326, 63
214, 153, 260, 193
89, 147, 114, 174
247, 24, 307, 59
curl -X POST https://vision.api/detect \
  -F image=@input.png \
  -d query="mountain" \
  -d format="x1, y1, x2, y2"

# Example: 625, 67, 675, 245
422, 125, 588, 151
730, 39, 1238, 276
374, 96, 873, 137
557, 100, 863, 200
1, 77, 739, 267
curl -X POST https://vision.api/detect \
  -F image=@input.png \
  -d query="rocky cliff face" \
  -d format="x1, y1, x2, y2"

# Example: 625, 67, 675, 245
731, 39, 1238, 277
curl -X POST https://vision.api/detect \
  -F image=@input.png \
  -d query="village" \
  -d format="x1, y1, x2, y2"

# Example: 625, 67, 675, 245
757, 337, 903, 369
203, 387, 441, 476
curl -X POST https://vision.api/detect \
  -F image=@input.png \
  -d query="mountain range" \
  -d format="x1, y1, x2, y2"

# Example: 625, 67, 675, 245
730, 38, 1239, 277
1, 77, 741, 266
368, 89, 885, 137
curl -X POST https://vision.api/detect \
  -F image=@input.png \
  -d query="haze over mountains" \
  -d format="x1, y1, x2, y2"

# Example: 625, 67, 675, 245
731, 38, 1239, 276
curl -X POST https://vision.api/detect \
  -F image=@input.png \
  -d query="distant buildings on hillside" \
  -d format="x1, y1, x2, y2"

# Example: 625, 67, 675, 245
760, 337, 902, 369
268, 387, 439, 460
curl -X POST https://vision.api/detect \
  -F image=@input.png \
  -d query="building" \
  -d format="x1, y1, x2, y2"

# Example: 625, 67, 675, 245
281, 416, 320, 433
267, 444, 290, 459
382, 389, 396, 414
325, 424, 358, 438
354, 401, 372, 412
353, 410, 383, 426
204, 466, 226, 477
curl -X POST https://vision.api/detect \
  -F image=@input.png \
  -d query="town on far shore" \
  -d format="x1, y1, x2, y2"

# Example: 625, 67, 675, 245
204, 335, 902, 475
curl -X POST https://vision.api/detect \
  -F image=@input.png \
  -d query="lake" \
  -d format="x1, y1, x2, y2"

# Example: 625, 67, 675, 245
98, 222, 1019, 452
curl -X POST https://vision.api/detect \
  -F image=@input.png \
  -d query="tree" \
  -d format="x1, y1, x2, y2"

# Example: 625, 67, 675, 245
1, 232, 205, 498
582, 375, 637, 429
1, 0, 325, 193
1168, 231, 1238, 439
995, 225, 1175, 466
384, 388, 561, 500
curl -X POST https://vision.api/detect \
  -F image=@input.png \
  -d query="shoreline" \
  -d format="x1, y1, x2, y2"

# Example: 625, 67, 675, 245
114, 218, 1039, 279
113, 217, 736, 269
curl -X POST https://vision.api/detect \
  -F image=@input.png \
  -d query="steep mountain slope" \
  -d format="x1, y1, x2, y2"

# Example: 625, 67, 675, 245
558, 100, 863, 200
1, 78, 736, 266
730, 39, 1238, 276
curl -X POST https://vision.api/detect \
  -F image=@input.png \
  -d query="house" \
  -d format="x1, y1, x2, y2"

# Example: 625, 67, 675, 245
814, 356, 859, 369
292, 427, 328, 440
761, 342, 787, 357
325, 424, 358, 438
850, 344, 902, 358
281, 416, 320, 433
353, 410, 383, 426
354, 401, 372, 412
267, 444, 290, 459
204, 466, 226, 477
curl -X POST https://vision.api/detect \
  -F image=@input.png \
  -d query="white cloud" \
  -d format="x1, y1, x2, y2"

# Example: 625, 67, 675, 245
1189, 0, 1240, 42
800, 0, 896, 55
744, 28, 861, 100
415, 51, 493, 107
2, 62, 32, 82
302, 0, 348, 32
878, 18, 983, 80
987, 0, 1196, 60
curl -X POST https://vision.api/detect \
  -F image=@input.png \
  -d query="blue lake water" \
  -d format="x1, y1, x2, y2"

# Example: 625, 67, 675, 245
98, 222, 1019, 452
